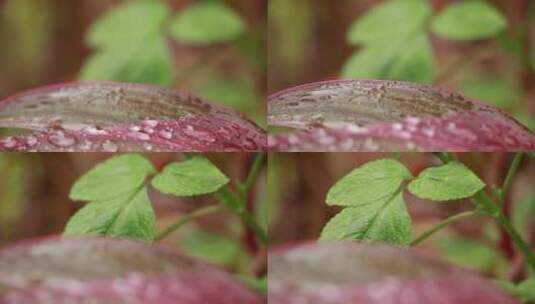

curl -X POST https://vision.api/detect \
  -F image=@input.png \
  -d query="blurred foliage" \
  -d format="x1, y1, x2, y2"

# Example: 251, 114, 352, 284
0, 0, 265, 127
268, 0, 535, 130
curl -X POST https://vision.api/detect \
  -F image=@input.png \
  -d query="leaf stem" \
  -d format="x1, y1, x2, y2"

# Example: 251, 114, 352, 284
410, 211, 479, 246
154, 205, 223, 241
243, 153, 266, 194
473, 190, 535, 272
500, 153, 524, 202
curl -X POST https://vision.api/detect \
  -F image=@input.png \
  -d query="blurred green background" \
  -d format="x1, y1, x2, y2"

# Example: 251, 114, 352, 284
268, 0, 535, 130
0, 0, 266, 126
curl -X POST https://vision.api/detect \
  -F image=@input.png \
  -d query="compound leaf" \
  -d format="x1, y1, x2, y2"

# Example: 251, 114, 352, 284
408, 161, 485, 201
321, 192, 411, 246
64, 186, 155, 241
431, 1, 506, 41
326, 159, 412, 207
70, 154, 156, 202
170, 2, 245, 44
152, 155, 229, 196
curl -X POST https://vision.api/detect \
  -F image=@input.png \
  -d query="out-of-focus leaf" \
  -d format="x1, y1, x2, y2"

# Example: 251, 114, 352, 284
181, 231, 240, 266
0, 237, 263, 304
268, 80, 535, 151
170, 2, 245, 44
326, 159, 412, 207
461, 77, 521, 109
70, 154, 155, 202
87, 0, 169, 49
152, 155, 229, 196
269, 242, 517, 304
346, 0, 431, 46
408, 161, 485, 201
431, 1, 506, 41
497, 277, 535, 303
0, 82, 266, 152
238, 275, 267, 294
80, 38, 172, 85
437, 236, 506, 272
512, 195, 535, 239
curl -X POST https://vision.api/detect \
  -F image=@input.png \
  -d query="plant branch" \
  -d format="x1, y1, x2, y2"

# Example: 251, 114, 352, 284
473, 191, 535, 272
410, 211, 479, 246
243, 153, 266, 194
154, 205, 223, 241
500, 153, 524, 202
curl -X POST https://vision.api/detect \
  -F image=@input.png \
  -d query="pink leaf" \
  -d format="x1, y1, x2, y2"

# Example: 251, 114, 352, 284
0, 237, 263, 304
268, 242, 518, 304
0, 82, 266, 151
268, 80, 535, 151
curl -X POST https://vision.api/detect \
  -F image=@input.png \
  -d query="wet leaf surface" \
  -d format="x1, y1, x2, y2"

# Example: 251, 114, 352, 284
268, 242, 518, 304
268, 80, 535, 151
0, 237, 263, 304
0, 82, 266, 151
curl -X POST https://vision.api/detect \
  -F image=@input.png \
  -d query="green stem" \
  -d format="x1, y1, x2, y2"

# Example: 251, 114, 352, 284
243, 153, 266, 194
154, 205, 223, 241
410, 211, 479, 246
216, 187, 268, 246
474, 191, 535, 272
500, 153, 524, 202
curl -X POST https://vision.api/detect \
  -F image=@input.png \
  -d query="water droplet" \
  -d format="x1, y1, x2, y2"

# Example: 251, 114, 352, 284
2, 137, 17, 148
392, 123, 403, 131
142, 120, 158, 128
183, 126, 216, 143
158, 130, 173, 140
127, 131, 150, 141
128, 126, 141, 132
48, 132, 76, 147
26, 136, 38, 147
143, 143, 153, 151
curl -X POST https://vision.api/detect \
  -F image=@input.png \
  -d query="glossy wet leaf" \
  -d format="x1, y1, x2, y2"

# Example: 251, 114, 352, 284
268, 80, 535, 151
64, 187, 155, 241
321, 192, 412, 246
269, 242, 518, 304
346, 0, 431, 46
431, 1, 506, 41
0, 82, 266, 151
0, 237, 263, 304
326, 159, 412, 207
152, 155, 229, 196
408, 161, 485, 201
170, 2, 245, 44
70, 154, 155, 202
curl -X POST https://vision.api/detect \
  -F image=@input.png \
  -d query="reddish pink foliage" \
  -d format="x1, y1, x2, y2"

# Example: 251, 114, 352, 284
268, 80, 535, 151
0, 237, 263, 304
0, 82, 266, 152
268, 242, 518, 304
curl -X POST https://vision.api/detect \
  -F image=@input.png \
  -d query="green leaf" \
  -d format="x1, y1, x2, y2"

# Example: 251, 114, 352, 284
326, 159, 412, 207
64, 186, 155, 241
437, 236, 506, 272
461, 76, 521, 109
497, 277, 535, 302
70, 154, 156, 202
408, 161, 485, 201
87, 0, 169, 49
169, 2, 245, 44
320, 192, 412, 246
346, 0, 431, 46
386, 33, 435, 83
80, 38, 172, 85
152, 156, 229, 196
431, 1, 506, 41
